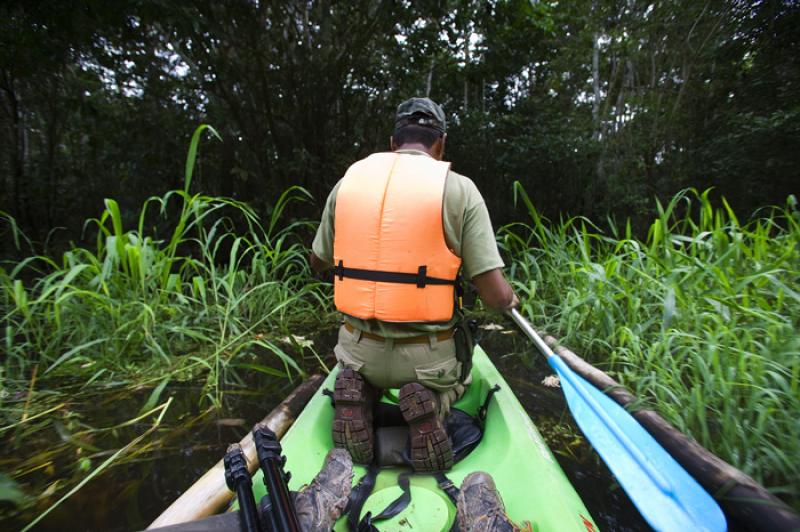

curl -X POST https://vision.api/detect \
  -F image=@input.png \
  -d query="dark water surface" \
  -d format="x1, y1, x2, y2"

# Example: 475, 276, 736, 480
7, 326, 651, 531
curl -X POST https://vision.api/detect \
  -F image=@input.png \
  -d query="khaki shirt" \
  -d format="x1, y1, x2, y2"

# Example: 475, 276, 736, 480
312, 149, 504, 338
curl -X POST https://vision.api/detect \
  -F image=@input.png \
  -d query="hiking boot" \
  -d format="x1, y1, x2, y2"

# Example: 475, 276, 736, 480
332, 368, 375, 464
293, 448, 354, 532
398, 382, 454, 472
456, 472, 521, 532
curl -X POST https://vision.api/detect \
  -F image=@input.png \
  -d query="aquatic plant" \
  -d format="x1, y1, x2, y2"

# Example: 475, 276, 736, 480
500, 184, 800, 508
0, 126, 335, 525
1, 126, 331, 406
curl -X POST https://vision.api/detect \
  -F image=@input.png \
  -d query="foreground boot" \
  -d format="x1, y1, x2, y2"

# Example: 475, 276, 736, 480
332, 368, 375, 464
293, 448, 354, 532
456, 472, 522, 532
399, 382, 454, 472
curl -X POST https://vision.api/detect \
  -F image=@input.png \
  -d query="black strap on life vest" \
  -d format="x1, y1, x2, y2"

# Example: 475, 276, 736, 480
455, 273, 465, 309
334, 261, 456, 288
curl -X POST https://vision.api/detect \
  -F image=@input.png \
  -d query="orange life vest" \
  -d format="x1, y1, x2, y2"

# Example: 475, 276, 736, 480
333, 152, 462, 322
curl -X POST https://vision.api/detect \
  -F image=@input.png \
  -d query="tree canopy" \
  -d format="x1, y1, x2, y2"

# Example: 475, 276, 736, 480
2, 0, 798, 245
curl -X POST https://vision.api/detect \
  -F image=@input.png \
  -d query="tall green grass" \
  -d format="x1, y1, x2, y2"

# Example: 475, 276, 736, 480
1, 126, 331, 408
0, 126, 335, 523
3, 128, 798, 519
501, 184, 800, 507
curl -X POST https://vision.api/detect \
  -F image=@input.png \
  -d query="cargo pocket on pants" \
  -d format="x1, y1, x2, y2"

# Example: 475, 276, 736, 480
334, 344, 364, 371
414, 356, 460, 392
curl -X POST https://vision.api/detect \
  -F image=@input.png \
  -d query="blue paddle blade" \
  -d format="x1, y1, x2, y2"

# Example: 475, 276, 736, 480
549, 355, 727, 532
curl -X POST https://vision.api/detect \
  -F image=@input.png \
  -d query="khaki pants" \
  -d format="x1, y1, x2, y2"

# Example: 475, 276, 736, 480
334, 325, 467, 418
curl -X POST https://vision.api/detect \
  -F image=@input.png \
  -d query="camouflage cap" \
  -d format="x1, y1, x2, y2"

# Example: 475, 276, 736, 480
394, 97, 447, 133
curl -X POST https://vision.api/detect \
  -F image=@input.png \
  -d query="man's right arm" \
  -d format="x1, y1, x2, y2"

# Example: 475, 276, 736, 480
472, 268, 519, 311
458, 179, 519, 312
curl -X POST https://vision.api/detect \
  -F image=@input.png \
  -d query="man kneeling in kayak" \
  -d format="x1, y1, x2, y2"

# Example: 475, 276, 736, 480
310, 97, 517, 471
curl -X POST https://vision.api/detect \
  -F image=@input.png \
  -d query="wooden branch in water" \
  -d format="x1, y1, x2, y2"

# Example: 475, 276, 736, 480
535, 330, 800, 532
147, 374, 325, 529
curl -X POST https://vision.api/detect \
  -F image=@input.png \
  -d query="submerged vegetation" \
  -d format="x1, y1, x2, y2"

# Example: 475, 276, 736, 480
0, 128, 334, 527
1, 129, 798, 525
501, 184, 800, 508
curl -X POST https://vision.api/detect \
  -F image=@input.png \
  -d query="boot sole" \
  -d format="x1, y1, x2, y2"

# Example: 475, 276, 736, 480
399, 383, 454, 472
332, 369, 374, 464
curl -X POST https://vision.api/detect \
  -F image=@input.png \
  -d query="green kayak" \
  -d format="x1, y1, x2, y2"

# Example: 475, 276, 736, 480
249, 346, 598, 531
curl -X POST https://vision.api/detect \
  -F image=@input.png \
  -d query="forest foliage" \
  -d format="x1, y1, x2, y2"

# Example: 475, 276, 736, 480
2, 0, 798, 249
1, 1, 799, 525
504, 186, 800, 508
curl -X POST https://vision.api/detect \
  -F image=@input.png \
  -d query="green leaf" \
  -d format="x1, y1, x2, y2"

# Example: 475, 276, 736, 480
234, 362, 287, 378
45, 338, 108, 375
184, 125, 222, 194
78, 458, 92, 472
0, 473, 25, 507
139, 378, 170, 415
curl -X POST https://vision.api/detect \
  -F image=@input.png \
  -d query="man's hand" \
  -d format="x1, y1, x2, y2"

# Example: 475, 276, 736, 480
508, 291, 520, 310
471, 268, 518, 311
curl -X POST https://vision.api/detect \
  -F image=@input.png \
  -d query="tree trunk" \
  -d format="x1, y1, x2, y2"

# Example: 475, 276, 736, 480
2, 74, 37, 236
592, 31, 606, 191
425, 60, 434, 97
592, 32, 601, 141
463, 46, 470, 112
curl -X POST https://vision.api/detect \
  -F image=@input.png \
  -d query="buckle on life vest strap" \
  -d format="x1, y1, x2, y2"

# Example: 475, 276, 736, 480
416, 266, 427, 288
333, 261, 456, 287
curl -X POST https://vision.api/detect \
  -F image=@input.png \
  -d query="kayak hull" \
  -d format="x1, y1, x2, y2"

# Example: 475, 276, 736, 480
249, 346, 598, 531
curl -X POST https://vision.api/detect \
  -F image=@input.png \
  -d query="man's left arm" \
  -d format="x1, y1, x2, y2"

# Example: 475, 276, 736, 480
310, 252, 332, 273
309, 181, 341, 273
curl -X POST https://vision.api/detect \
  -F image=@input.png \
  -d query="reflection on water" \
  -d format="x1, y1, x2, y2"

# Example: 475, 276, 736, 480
5, 325, 652, 531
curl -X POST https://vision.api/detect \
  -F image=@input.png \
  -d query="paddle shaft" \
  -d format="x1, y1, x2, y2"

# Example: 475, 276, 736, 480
509, 308, 554, 360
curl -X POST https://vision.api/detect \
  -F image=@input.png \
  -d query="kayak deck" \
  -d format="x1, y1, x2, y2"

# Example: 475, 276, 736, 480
249, 346, 598, 531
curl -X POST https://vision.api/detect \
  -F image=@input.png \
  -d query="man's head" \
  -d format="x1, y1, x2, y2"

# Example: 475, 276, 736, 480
390, 97, 447, 160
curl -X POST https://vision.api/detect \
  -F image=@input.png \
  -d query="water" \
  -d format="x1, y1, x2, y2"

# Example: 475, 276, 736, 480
3, 326, 650, 531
